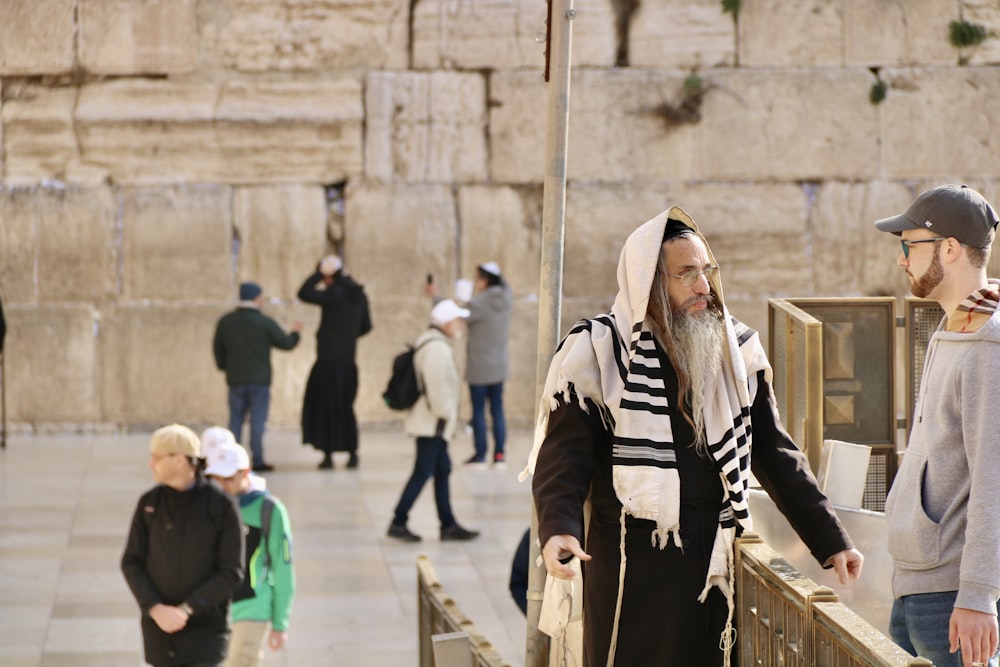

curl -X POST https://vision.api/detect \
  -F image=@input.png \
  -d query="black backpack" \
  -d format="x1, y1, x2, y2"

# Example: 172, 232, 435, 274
382, 339, 434, 410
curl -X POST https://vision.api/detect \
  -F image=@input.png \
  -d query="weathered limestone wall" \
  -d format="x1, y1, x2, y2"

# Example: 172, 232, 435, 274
2, 0, 1000, 432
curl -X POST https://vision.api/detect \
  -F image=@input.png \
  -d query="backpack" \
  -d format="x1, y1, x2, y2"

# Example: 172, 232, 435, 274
382, 339, 434, 410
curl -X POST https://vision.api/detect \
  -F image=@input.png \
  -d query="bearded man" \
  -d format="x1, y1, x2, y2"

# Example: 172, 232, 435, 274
525, 207, 864, 666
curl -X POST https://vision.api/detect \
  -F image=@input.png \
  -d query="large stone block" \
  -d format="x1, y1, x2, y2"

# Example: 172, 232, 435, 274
882, 67, 1000, 178
75, 80, 364, 184
739, 0, 844, 67
965, 0, 1000, 66
489, 69, 697, 185
812, 181, 915, 299
204, 0, 409, 72
344, 183, 457, 298
505, 301, 541, 423
365, 71, 488, 184
412, 0, 615, 70
5, 305, 99, 424
79, 0, 198, 75
234, 185, 329, 302
488, 71, 546, 184
99, 304, 231, 425
0, 0, 75, 75
1, 85, 83, 185
121, 186, 233, 302
0, 187, 40, 303
629, 0, 735, 69
0, 185, 117, 303
698, 69, 880, 181
844, 0, 954, 67
457, 185, 542, 299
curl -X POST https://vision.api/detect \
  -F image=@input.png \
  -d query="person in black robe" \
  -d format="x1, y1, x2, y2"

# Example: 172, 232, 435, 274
297, 255, 372, 469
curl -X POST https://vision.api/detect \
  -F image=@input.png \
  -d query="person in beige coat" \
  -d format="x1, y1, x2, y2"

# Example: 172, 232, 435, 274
387, 299, 481, 543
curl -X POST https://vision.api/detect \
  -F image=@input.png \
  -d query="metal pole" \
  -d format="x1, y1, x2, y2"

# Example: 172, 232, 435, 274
526, 1, 574, 665
1, 349, 5, 449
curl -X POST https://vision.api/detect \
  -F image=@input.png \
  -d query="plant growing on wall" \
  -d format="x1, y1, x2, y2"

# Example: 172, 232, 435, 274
647, 73, 711, 127
949, 19, 989, 65
721, 0, 741, 21
869, 79, 887, 105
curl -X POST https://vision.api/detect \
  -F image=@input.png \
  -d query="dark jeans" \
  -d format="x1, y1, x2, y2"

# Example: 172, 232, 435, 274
890, 591, 1000, 667
469, 383, 506, 461
228, 384, 270, 466
392, 436, 456, 529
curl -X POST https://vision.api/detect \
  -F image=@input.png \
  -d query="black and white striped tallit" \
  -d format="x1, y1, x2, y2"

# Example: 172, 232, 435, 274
522, 206, 773, 667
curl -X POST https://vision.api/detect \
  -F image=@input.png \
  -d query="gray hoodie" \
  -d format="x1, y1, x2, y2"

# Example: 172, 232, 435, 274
464, 282, 513, 385
886, 287, 1000, 614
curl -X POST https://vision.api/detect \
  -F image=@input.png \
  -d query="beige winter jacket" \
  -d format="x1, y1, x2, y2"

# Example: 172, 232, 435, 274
404, 327, 461, 442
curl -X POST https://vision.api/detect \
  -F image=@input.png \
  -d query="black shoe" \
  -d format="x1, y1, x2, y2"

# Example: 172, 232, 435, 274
252, 462, 275, 472
461, 455, 487, 470
387, 523, 421, 542
347, 452, 359, 469
318, 455, 333, 470
440, 524, 480, 541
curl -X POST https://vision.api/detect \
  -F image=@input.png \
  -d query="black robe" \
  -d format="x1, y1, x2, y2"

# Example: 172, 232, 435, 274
298, 271, 372, 453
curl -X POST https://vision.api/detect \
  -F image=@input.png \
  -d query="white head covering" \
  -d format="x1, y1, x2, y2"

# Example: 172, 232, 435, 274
320, 255, 343, 276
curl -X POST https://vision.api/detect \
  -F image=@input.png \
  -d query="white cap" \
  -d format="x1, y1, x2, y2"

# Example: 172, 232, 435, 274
320, 254, 343, 276
431, 299, 470, 326
204, 442, 250, 478
200, 426, 236, 461
479, 261, 501, 277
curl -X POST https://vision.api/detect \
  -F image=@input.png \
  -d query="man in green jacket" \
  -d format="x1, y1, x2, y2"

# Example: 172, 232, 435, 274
213, 282, 302, 472
206, 440, 295, 667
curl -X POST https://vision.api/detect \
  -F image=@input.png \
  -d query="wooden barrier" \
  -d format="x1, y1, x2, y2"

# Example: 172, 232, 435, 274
417, 554, 512, 667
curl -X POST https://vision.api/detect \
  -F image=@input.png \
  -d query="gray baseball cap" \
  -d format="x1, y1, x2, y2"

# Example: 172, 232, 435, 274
874, 184, 999, 248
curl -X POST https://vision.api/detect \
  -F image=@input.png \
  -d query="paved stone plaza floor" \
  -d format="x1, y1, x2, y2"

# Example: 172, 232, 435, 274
0, 426, 534, 666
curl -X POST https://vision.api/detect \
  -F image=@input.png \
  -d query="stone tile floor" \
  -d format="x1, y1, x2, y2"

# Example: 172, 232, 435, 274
0, 426, 533, 666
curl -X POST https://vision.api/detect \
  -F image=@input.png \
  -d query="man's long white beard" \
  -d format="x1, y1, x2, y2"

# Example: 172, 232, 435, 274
672, 308, 725, 455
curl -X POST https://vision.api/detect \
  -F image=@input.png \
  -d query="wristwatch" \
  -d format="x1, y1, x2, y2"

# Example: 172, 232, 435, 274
178, 602, 193, 617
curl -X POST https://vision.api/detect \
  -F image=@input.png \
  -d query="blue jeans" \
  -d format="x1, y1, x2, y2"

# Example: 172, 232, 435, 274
228, 384, 270, 466
469, 383, 506, 461
890, 591, 1000, 666
392, 436, 456, 529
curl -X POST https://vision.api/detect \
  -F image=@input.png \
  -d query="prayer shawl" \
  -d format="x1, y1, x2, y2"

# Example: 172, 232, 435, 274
522, 206, 773, 667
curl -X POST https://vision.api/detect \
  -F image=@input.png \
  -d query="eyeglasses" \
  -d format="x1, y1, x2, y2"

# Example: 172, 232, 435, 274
900, 237, 944, 258
670, 265, 718, 287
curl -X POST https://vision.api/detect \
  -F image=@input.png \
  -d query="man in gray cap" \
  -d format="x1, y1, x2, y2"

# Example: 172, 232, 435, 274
875, 184, 1000, 667
213, 282, 303, 472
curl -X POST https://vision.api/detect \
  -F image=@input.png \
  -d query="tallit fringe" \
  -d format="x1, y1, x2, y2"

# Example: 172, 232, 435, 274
697, 528, 737, 667
651, 525, 682, 550
605, 506, 628, 667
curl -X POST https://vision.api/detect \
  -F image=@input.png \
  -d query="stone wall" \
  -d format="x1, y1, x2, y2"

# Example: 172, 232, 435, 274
2, 0, 1000, 431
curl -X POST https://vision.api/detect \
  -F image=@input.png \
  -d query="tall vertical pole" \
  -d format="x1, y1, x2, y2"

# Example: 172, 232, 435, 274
526, 1, 574, 665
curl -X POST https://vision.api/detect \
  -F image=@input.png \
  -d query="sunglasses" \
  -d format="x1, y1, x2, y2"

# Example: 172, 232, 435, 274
900, 237, 944, 258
